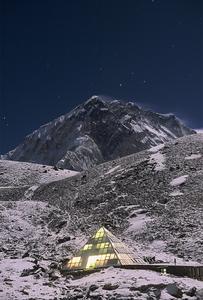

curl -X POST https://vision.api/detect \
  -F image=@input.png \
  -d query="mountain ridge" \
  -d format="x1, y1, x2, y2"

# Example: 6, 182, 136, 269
2, 96, 195, 171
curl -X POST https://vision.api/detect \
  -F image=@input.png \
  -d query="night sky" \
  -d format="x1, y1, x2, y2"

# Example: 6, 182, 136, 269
0, 0, 202, 154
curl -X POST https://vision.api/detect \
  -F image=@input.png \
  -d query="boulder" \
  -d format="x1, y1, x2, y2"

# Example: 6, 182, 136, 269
166, 283, 183, 298
102, 283, 119, 290
57, 236, 71, 244
196, 288, 203, 300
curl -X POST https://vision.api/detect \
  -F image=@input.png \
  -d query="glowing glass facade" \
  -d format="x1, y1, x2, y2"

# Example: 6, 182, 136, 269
66, 227, 146, 271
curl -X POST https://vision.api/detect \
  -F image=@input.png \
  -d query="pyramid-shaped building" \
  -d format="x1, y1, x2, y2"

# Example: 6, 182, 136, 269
66, 227, 145, 271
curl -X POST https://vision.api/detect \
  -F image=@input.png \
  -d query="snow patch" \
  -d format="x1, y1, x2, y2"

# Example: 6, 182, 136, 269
149, 152, 166, 171
170, 175, 188, 187
144, 124, 168, 139
169, 190, 184, 197
160, 125, 177, 138
185, 154, 202, 160
130, 121, 143, 133
105, 165, 121, 175
148, 144, 165, 153
126, 213, 151, 234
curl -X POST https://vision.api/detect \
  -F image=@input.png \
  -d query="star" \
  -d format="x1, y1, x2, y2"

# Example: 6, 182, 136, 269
143, 80, 147, 84
119, 83, 123, 87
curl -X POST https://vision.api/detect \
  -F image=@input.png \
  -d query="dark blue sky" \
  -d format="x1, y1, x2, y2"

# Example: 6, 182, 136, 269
0, 0, 202, 154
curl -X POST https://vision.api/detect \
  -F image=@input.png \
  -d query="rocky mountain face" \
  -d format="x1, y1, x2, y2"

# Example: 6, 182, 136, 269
2, 96, 195, 171
0, 133, 203, 299
30, 133, 203, 264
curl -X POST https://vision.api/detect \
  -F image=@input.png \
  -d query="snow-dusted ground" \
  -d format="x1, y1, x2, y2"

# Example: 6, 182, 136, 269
0, 134, 203, 299
30, 133, 203, 263
67, 267, 203, 300
149, 151, 166, 171
0, 160, 78, 188
1, 259, 203, 300
0, 258, 65, 300
148, 144, 165, 153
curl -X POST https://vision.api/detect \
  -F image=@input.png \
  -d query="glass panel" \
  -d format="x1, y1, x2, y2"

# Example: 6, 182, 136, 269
83, 244, 92, 250
96, 242, 110, 249
70, 256, 81, 263
95, 228, 105, 238
85, 254, 118, 269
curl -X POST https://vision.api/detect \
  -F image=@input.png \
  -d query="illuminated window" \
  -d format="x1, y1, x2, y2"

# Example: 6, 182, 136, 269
83, 244, 92, 250
67, 256, 82, 269
85, 254, 116, 269
96, 242, 110, 249
95, 228, 105, 238
161, 268, 167, 275
99, 248, 108, 254
86, 255, 101, 269
68, 261, 82, 269
71, 256, 81, 263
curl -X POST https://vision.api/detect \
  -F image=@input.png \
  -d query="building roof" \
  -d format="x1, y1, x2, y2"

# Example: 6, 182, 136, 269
66, 226, 146, 271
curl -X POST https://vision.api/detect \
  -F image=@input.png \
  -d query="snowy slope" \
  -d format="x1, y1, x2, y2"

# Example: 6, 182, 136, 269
1, 258, 203, 299
32, 133, 203, 263
0, 134, 203, 299
0, 160, 78, 187
2, 96, 195, 171
0, 160, 78, 201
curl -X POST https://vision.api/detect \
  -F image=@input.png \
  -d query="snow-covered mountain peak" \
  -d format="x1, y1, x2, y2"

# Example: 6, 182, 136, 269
3, 96, 195, 171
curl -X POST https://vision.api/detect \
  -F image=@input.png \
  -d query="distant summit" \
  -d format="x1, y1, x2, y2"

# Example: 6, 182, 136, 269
3, 95, 195, 171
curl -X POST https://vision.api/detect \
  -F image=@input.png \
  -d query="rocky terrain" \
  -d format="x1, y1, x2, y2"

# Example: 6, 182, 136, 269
2, 96, 195, 171
0, 133, 203, 299
31, 133, 203, 263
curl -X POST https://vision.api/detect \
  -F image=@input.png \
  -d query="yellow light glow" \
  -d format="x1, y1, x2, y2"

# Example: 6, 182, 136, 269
70, 256, 81, 264
83, 244, 92, 250
95, 228, 104, 238
96, 242, 109, 249
85, 254, 113, 269
86, 255, 101, 269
